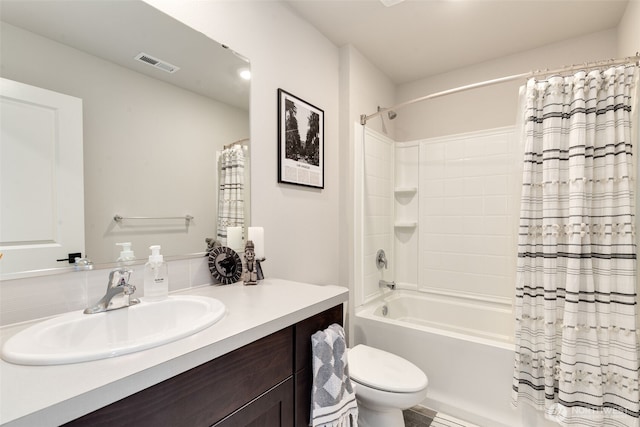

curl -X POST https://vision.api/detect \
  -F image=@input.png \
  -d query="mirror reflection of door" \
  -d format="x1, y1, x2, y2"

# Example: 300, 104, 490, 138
0, 78, 84, 278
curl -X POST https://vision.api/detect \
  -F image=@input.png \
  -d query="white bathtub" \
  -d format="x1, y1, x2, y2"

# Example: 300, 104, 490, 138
360, 290, 514, 348
352, 290, 556, 427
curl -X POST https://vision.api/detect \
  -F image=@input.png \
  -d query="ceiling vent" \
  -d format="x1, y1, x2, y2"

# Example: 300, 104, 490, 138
134, 52, 180, 73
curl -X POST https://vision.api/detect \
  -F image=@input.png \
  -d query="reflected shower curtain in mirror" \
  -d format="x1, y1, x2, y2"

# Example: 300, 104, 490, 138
216, 145, 245, 245
512, 65, 640, 426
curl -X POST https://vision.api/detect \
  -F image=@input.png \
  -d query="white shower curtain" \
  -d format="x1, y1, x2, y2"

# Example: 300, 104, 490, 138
216, 145, 245, 245
512, 65, 640, 426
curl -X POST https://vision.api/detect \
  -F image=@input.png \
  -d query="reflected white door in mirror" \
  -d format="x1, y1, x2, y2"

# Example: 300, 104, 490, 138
0, 78, 84, 279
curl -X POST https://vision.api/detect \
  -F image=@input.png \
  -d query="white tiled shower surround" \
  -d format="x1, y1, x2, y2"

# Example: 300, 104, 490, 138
416, 127, 519, 303
360, 126, 520, 336
356, 126, 526, 426
361, 128, 395, 303
0, 256, 214, 326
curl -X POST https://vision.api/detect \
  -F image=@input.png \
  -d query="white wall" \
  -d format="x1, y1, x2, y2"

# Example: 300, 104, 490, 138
395, 29, 618, 141
341, 45, 397, 139
146, 0, 341, 285
618, 0, 640, 57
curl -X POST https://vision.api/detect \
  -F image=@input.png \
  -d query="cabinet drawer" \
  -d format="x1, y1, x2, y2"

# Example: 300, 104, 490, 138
213, 378, 294, 427
65, 327, 294, 427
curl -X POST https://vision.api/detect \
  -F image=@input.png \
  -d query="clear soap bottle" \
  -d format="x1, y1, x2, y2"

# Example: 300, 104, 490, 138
144, 245, 168, 301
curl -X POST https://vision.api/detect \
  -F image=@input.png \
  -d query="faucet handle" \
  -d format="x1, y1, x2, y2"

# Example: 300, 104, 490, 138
376, 249, 388, 270
124, 284, 136, 295
108, 268, 132, 288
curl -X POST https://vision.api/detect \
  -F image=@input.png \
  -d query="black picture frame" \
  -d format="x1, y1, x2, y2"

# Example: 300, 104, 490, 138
277, 89, 324, 189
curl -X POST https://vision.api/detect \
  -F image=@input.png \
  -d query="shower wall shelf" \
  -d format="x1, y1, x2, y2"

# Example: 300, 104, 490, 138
394, 221, 417, 228
394, 187, 417, 195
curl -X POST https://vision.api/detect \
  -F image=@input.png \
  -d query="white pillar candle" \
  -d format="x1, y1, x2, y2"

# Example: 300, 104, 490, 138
248, 227, 264, 259
227, 226, 243, 252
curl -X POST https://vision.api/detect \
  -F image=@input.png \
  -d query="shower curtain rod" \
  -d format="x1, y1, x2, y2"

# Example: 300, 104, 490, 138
360, 54, 640, 125
224, 137, 250, 149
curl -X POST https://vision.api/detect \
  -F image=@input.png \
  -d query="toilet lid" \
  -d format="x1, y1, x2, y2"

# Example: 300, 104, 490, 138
348, 344, 428, 393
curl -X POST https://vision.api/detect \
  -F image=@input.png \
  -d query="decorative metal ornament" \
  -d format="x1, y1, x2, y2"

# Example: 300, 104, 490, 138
208, 246, 243, 284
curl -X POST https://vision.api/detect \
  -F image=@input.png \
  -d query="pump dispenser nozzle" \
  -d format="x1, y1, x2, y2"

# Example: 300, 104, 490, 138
148, 245, 163, 263
116, 242, 135, 263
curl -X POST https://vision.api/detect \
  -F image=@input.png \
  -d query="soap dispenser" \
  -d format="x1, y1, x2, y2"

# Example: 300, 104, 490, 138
116, 242, 135, 265
144, 245, 168, 301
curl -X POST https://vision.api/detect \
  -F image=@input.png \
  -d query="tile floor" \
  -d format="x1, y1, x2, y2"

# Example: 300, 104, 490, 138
403, 406, 479, 427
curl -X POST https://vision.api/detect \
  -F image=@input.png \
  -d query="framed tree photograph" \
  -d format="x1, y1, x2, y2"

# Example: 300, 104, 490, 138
277, 89, 324, 189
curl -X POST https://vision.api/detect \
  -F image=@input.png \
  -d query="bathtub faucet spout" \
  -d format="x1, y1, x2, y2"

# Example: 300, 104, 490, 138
379, 279, 396, 290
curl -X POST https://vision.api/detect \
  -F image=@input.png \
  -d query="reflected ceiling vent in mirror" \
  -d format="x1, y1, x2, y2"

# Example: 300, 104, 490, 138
134, 52, 180, 73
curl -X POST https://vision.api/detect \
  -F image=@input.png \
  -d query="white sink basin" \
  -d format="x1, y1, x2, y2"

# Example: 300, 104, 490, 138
1, 295, 225, 365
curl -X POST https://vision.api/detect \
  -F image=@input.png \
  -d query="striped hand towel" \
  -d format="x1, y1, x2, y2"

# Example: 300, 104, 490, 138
310, 324, 358, 427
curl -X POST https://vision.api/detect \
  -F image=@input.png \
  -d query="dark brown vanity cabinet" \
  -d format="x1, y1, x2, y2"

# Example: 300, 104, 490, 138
64, 304, 343, 427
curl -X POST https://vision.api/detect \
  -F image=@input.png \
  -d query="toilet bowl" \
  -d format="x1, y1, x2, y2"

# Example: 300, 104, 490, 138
348, 344, 428, 427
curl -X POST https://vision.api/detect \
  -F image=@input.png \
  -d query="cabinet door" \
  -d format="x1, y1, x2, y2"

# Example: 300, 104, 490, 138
294, 304, 344, 427
213, 378, 293, 427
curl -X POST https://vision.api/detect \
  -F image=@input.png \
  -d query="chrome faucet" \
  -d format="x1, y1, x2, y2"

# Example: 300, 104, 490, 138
379, 279, 396, 290
84, 268, 140, 314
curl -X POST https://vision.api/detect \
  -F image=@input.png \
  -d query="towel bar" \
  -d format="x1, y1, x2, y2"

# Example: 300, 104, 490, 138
114, 214, 194, 222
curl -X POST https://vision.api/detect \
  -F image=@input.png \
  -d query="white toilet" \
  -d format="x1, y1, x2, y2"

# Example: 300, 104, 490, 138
348, 344, 428, 427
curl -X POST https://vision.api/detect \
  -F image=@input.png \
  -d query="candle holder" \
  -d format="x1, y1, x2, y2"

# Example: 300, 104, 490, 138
255, 258, 266, 280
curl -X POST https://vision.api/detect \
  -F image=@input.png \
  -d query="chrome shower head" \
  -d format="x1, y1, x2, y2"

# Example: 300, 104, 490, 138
377, 106, 398, 121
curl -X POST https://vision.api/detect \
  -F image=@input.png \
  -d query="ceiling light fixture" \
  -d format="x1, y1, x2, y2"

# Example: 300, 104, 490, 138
239, 69, 251, 81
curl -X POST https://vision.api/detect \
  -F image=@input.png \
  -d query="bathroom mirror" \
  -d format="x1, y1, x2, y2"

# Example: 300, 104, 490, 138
0, 0, 250, 277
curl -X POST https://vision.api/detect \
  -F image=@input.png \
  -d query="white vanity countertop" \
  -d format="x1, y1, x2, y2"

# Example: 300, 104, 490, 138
0, 278, 348, 427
